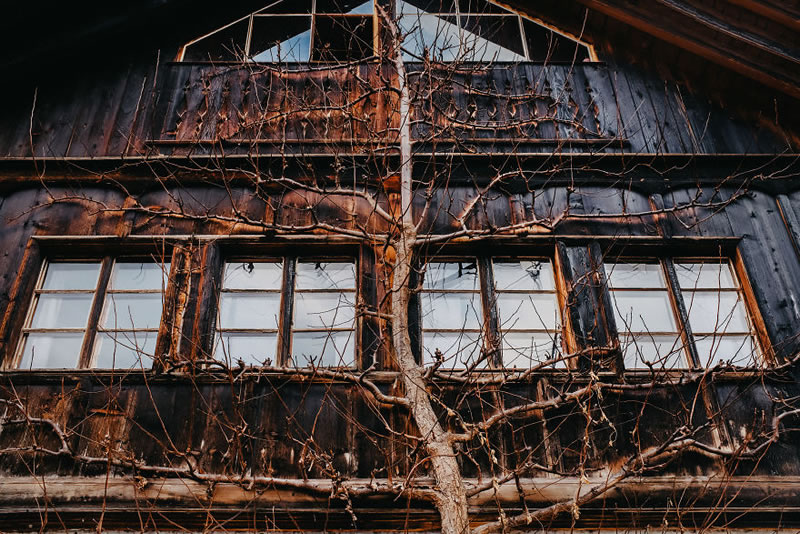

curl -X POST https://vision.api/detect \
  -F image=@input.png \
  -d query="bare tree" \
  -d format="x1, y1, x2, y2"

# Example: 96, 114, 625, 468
0, 2, 798, 533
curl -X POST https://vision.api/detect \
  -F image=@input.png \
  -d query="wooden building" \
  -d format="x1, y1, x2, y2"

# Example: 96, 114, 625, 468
0, 0, 799, 532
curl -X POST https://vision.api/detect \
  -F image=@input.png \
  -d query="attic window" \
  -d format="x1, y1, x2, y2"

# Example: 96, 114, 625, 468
181, 0, 376, 63
180, 0, 594, 63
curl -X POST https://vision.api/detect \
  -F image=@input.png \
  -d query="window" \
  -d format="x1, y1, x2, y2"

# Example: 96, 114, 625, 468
493, 260, 561, 368
215, 259, 357, 367
179, 0, 594, 63
397, 0, 593, 62
607, 259, 762, 369
182, 0, 376, 63
16, 260, 170, 369
419, 258, 562, 369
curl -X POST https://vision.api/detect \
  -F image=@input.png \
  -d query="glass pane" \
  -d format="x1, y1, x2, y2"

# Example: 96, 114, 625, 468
311, 15, 374, 62
611, 291, 677, 333
423, 261, 479, 291
460, 15, 526, 62
422, 331, 483, 368
501, 332, 562, 368
493, 260, 554, 291
110, 262, 170, 291
621, 334, 687, 369
41, 262, 101, 290
183, 19, 248, 62
218, 293, 281, 330
497, 293, 559, 330
421, 291, 482, 330
215, 333, 278, 366
695, 335, 758, 367
675, 262, 737, 289
101, 294, 164, 330
93, 331, 157, 369
250, 16, 312, 62
397, 13, 461, 61
296, 262, 356, 290
18, 333, 84, 369
30, 294, 94, 329
683, 291, 750, 333
523, 19, 590, 62
223, 262, 283, 290
606, 263, 666, 289
290, 331, 354, 367
294, 292, 355, 329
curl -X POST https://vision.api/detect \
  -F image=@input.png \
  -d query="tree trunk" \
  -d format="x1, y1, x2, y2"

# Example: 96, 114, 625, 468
390, 226, 471, 534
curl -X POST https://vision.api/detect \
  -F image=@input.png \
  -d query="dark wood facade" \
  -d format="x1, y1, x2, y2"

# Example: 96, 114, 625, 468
0, 1, 799, 532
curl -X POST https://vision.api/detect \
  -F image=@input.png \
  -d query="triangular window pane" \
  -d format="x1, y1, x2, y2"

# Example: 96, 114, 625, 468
460, 14, 526, 62
250, 16, 312, 62
183, 19, 248, 62
398, 11, 463, 61
180, 0, 592, 63
396, 0, 524, 62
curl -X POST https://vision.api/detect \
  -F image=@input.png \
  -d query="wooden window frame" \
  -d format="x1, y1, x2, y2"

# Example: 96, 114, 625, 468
414, 253, 571, 370
606, 254, 771, 370
214, 254, 360, 369
177, 0, 597, 63
10, 252, 175, 371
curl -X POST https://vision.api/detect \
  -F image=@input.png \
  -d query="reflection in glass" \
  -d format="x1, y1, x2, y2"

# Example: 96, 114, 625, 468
30, 294, 94, 329
42, 262, 100, 290
501, 332, 561, 368
611, 291, 677, 333
111, 262, 169, 291
19, 333, 84, 369
675, 262, 736, 289
102, 294, 164, 330
497, 293, 558, 331
423, 331, 483, 367
683, 291, 750, 333
621, 334, 686, 369
215, 333, 278, 366
494, 260, 560, 368
606, 263, 666, 289
94, 331, 158, 369
695, 335, 758, 367
223, 262, 283, 290
493, 261, 554, 290
219, 293, 281, 330
293, 292, 355, 329
421, 291, 482, 330
291, 331, 354, 367
423, 261, 479, 290
296, 262, 356, 290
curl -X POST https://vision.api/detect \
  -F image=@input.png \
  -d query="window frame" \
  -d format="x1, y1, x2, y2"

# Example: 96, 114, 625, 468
177, 0, 597, 64
213, 254, 360, 368
414, 253, 569, 370
180, 0, 380, 64
11, 254, 174, 371
606, 254, 771, 370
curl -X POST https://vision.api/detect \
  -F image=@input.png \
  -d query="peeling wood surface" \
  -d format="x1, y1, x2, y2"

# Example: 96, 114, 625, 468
0, 62, 794, 159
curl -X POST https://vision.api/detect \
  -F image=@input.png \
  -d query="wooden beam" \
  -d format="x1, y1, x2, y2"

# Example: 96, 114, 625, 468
575, 0, 800, 99
727, 0, 800, 33
655, 0, 800, 65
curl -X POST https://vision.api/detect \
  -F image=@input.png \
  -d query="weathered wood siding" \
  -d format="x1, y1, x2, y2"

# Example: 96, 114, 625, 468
0, 61, 795, 158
